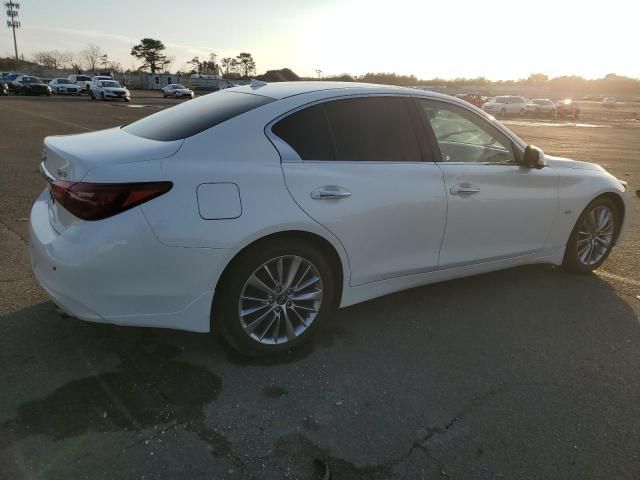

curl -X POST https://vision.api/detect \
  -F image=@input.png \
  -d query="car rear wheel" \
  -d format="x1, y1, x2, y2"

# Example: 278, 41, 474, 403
101, 92, 106, 101
563, 198, 619, 273
215, 239, 337, 356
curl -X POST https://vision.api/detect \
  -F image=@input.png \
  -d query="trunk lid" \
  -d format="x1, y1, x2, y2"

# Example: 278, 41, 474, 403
42, 127, 183, 182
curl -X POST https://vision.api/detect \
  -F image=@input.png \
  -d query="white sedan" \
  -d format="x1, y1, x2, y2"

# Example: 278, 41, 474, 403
525, 98, 556, 116
162, 83, 194, 99
89, 79, 130, 102
482, 96, 527, 116
49, 78, 82, 95
30, 82, 630, 356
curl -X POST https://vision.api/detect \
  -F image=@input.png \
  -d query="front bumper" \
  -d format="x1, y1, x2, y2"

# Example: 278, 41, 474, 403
29, 188, 228, 332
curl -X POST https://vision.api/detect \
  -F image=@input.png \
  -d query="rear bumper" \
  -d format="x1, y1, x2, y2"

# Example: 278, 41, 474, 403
29, 188, 229, 332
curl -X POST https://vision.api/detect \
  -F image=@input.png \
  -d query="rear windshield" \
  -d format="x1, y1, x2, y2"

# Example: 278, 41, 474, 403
123, 91, 274, 141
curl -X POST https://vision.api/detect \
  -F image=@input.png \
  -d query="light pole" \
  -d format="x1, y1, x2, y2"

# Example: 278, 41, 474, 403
5, 1, 20, 61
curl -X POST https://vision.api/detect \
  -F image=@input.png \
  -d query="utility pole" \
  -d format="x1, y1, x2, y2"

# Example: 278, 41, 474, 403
5, 1, 20, 61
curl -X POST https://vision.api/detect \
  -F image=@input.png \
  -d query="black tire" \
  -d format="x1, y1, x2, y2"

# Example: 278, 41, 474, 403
124, 98, 130, 103
562, 197, 619, 274
101, 92, 106, 101
214, 238, 338, 356
90, 91, 95, 100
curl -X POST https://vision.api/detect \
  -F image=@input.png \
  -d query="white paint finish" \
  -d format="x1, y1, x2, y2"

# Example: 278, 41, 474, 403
196, 183, 242, 220
282, 161, 447, 285
30, 189, 225, 332
437, 163, 559, 267
44, 127, 183, 181
29, 82, 631, 334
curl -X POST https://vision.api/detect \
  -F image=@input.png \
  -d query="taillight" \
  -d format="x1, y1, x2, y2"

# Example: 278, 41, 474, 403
50, 181, 172, 221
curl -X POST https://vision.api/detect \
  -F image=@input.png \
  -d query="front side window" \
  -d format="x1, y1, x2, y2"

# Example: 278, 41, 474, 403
418, 99, 516, 164
271, 96, 422, 162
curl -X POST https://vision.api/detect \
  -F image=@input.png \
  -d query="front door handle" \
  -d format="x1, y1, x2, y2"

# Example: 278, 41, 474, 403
450, 182, 481, 195
310, 185, 352, 200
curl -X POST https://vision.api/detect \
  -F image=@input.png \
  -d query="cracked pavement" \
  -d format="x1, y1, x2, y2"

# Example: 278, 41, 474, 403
1, 95, 639, 479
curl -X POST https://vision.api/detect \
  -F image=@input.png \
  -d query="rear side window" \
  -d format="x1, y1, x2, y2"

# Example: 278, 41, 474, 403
123, 91, 274, 141
272, 104, 334, 160
272, 97, 422, 162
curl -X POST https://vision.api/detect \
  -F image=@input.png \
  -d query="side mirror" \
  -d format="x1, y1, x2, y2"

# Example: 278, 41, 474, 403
522, 145, 547, 169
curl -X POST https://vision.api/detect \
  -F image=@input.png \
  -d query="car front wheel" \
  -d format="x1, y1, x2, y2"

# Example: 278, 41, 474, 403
215, 239, 337, 356
563, 197, 619, 273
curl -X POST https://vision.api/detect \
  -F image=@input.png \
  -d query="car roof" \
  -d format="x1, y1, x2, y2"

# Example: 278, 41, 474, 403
223, 81, 432, 100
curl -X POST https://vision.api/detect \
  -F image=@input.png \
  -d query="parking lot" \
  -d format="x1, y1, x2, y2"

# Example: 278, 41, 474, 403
1, 93, 639, 479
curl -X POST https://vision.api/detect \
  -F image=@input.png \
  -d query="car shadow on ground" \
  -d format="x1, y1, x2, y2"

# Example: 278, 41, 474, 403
1, 265, 639, 479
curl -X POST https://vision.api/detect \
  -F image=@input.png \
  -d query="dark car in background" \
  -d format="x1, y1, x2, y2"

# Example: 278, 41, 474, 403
13, 76, 52, 96
556, 99, 581, 117
4, 73, 23, 92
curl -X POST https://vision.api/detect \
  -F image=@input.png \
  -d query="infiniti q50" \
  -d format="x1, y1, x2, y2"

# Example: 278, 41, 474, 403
30, 82, 629, 355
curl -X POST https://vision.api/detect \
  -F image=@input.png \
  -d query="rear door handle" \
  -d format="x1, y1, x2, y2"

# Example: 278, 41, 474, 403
310, 185, 352, 200
450, 182, 480, 195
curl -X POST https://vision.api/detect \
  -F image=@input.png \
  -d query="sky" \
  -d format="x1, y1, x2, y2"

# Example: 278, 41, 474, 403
1, 0, 637, 80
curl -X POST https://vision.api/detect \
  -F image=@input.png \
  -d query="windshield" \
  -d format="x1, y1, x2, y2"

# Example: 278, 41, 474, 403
172, 84, 187, 89
23, 77, 44, 84
123, 91, 274, 141
494, 97, 508, 103
101, 81, 122, 88
57, 79, 73, 84
77, 76, 91, 81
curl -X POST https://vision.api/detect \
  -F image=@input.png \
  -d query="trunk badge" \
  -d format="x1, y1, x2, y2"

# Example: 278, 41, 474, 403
57, 168, 68, 178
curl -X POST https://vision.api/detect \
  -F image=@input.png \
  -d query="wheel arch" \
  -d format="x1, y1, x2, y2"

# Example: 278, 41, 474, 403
594, 191, 626, 242
210, 229, 348, 329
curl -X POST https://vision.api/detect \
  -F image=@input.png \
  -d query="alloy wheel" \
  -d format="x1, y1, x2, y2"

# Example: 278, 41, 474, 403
238, 255, 323, 345
576, 205, 615, 265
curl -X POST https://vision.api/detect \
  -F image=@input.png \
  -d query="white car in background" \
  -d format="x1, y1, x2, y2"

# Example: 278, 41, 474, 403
482, 95, 527, 116
602, 97, 616, 107
162, 83, 194, 99
31, 82, 629, 356
525, 98, 556, 116
49, 78, 81, 95
89, 79, 130, 102
67, 74, 93, 93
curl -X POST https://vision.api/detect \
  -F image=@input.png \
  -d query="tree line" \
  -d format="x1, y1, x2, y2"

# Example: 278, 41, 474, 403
1, 37, 257, 79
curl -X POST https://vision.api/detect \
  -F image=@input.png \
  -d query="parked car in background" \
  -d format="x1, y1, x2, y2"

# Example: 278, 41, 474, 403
0, 79, 8, 96
49, 78, 81, 95
4, 73, 23, 92
556, 99, 581, 117
13, 76, 52, 96
90, 79, 130, 102
455, 93, 484, 107
1, 71, 12, 79
67, 74, 93, 93
602, 97, 616, 107
31, 82, 630, 356
162, 83, 195, 99
525, 99, 556, 116
482, 96, 527, 116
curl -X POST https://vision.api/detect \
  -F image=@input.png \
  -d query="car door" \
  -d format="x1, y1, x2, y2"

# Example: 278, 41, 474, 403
415, 98, 558, 268
271, 95, 448, 286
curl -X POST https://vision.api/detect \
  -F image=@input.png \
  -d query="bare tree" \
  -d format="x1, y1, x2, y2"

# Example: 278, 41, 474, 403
80, 44, 103, 72
33, 50, 72, 70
